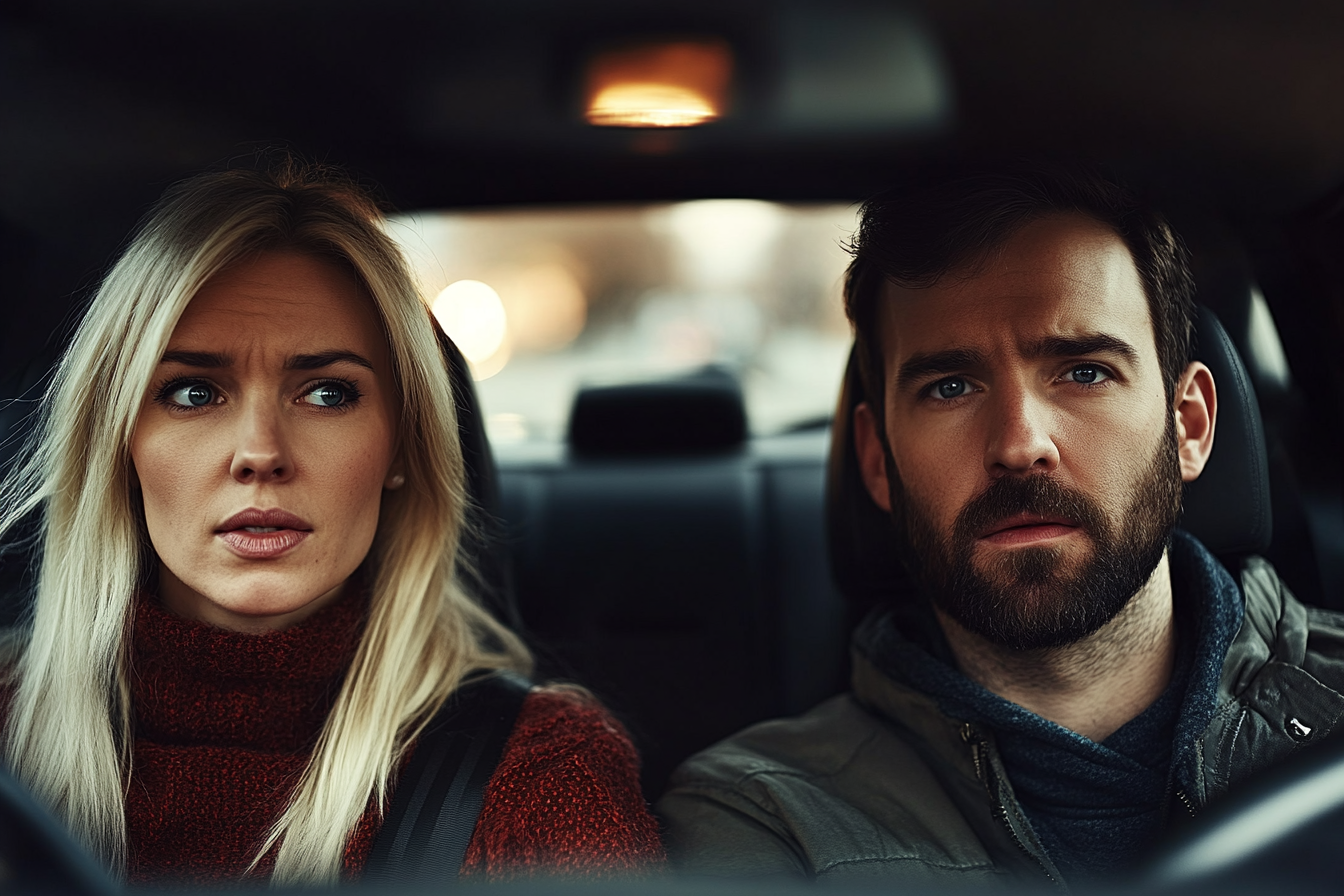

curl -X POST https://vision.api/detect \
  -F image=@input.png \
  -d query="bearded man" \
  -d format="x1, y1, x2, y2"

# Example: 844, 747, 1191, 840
656, 163, 1344, 886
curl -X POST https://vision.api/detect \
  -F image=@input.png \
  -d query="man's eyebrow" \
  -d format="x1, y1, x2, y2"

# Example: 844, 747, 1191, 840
895, 348, 987, 391
1023, 333, 1140, 364
285, 351, 375, 372
159, 350, 230, 368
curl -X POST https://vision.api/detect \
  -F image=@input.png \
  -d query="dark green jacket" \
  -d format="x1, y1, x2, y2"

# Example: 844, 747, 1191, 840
657, 557, 1344, 887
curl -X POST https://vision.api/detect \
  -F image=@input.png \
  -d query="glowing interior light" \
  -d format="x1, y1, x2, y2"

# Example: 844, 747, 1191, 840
431, 280, 508, 368
584, 39, 732, 128
588, 83, 718, 127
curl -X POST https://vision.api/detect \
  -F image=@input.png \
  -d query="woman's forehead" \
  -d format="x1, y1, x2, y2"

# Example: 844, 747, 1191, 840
169, 251, 388, 363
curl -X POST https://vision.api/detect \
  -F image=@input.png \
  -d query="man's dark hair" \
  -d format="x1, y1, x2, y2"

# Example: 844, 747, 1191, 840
844, 162, 1196, 425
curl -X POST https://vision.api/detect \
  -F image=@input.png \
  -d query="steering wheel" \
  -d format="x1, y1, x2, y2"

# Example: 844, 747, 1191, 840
1143, 729, 1344, 891
0, 763, 116, 894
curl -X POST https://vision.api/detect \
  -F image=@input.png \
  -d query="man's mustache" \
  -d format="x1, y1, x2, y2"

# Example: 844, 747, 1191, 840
951, 475, 1108, 545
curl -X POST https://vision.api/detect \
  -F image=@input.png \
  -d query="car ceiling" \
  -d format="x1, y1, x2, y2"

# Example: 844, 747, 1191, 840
3, 0, 1344, 370
4, 0, 1344, 229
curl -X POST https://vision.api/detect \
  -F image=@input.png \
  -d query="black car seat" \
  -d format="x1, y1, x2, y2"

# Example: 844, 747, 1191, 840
827, 305, 1274, 618
1190, 252, 1332, 608
498, 367, 849, 796
433, 325, 521, 630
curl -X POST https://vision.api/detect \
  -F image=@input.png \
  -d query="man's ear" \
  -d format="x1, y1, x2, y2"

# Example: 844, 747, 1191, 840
1174, 361, 1217, 483
853, 402, 893, 512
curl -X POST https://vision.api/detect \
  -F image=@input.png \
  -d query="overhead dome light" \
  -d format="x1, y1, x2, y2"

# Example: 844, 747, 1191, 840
589, 83, 717, 128
584, 39, 731, 128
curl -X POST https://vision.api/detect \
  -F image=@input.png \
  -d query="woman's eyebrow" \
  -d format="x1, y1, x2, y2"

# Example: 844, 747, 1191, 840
286, 351, 375, 372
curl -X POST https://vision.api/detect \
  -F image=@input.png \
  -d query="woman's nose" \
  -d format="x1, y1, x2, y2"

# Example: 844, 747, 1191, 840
229, 403, 292, 484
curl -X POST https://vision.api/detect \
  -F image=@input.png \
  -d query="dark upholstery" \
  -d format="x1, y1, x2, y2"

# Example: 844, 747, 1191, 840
1181, 305, 1273, 556
567, 367, 748, 456
434, 325, 521, 629
826, 305, 1274, 610
497, 380, 847, 796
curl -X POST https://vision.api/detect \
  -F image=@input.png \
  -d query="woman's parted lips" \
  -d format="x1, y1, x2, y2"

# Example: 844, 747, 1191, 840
976, 512, 1079, 540
215, 508, 312, 533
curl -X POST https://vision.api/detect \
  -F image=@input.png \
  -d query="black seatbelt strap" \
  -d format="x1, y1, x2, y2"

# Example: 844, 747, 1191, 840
362, 671, 532, 886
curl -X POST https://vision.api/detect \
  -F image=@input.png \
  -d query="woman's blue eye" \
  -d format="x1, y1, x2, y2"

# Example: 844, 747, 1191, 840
168, 383, 214, 407
303, 384, 349, 408
933, 378, 968, 400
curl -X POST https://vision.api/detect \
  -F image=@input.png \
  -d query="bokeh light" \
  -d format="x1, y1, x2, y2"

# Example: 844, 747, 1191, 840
664, 200, 785, 287
494, 262, 587, 351
389, 202, 858, 437
431, 280, 509, 376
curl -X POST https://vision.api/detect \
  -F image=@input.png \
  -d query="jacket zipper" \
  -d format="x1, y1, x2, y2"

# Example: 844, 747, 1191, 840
1174, 788, 1198, 819
960, 723, 1060, 887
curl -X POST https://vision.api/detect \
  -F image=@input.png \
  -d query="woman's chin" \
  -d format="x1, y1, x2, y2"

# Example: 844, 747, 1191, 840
165, 575, 350, 633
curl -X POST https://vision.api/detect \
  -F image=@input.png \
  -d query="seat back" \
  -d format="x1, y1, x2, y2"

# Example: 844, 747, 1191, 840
434, 325, 520, 629
498, 374, 848, 796
826, 305, 1273, 610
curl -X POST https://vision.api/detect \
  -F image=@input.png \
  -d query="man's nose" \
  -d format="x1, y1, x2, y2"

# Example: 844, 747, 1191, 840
984, 386, 1060, 477
229, 402, 293, 484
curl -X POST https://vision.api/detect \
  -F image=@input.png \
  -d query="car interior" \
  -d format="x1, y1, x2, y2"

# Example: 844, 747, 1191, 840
3, 0, 1344, 891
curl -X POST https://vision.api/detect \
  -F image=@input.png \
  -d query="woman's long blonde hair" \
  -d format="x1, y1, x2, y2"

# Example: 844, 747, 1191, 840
0, 163, 532, 884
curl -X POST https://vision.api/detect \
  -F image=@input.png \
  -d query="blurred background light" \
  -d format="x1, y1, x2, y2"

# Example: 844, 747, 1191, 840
391, 202, 856, 438
584, 39, 732, 128
493, 262, 588, 351
664, 200, 785, 288
431, 279, 509, 376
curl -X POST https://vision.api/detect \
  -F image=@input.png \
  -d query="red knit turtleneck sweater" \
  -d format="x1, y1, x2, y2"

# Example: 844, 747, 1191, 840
127, 592, 663, 885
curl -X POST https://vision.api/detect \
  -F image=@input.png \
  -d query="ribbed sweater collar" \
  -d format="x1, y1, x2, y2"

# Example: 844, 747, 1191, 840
130, 587, 366, 753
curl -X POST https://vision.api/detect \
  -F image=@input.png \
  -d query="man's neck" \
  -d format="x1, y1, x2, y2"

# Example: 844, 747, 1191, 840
935, 552, 1177, 742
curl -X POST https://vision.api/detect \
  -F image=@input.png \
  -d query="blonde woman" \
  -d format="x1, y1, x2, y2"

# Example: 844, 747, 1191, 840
0, 164, 663, 886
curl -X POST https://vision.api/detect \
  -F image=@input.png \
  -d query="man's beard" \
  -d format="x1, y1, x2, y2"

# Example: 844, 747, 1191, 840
887, 419, 1183, 652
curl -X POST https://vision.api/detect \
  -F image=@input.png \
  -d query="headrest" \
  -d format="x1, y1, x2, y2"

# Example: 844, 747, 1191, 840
568, 367, 747, 457
1181, 305, 1272, 555
826, 305, 1273, 606
434, 324, 522, 630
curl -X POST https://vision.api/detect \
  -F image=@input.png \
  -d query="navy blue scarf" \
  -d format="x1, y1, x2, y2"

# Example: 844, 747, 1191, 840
858, 530, 1244, 881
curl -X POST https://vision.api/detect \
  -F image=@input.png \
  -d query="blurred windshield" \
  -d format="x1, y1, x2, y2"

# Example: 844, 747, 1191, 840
388, 201, 858, 443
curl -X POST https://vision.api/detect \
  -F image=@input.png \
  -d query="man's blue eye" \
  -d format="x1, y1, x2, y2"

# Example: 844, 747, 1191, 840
168, 384, 214, 407
1068, 365, 1108, 385
934, 378, 968, 400
304, 384, 348, 408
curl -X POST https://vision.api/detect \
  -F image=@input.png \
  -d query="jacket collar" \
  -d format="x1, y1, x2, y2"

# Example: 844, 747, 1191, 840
850, 531, 1246, 793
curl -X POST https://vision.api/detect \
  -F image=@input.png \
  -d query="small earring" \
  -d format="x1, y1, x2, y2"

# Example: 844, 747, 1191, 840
386, 473, 406, 490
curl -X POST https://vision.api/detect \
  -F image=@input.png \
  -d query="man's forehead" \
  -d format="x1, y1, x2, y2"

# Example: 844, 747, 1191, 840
876, 214, 1158, 363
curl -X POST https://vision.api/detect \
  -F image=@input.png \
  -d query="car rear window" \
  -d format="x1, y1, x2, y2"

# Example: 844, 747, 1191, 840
388, 202, 858, 443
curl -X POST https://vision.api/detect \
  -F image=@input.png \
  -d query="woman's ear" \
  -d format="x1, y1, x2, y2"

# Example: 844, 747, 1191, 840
1174, 361, 1217, 483
384, 466, 406, 490
853, 402, 893, 512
